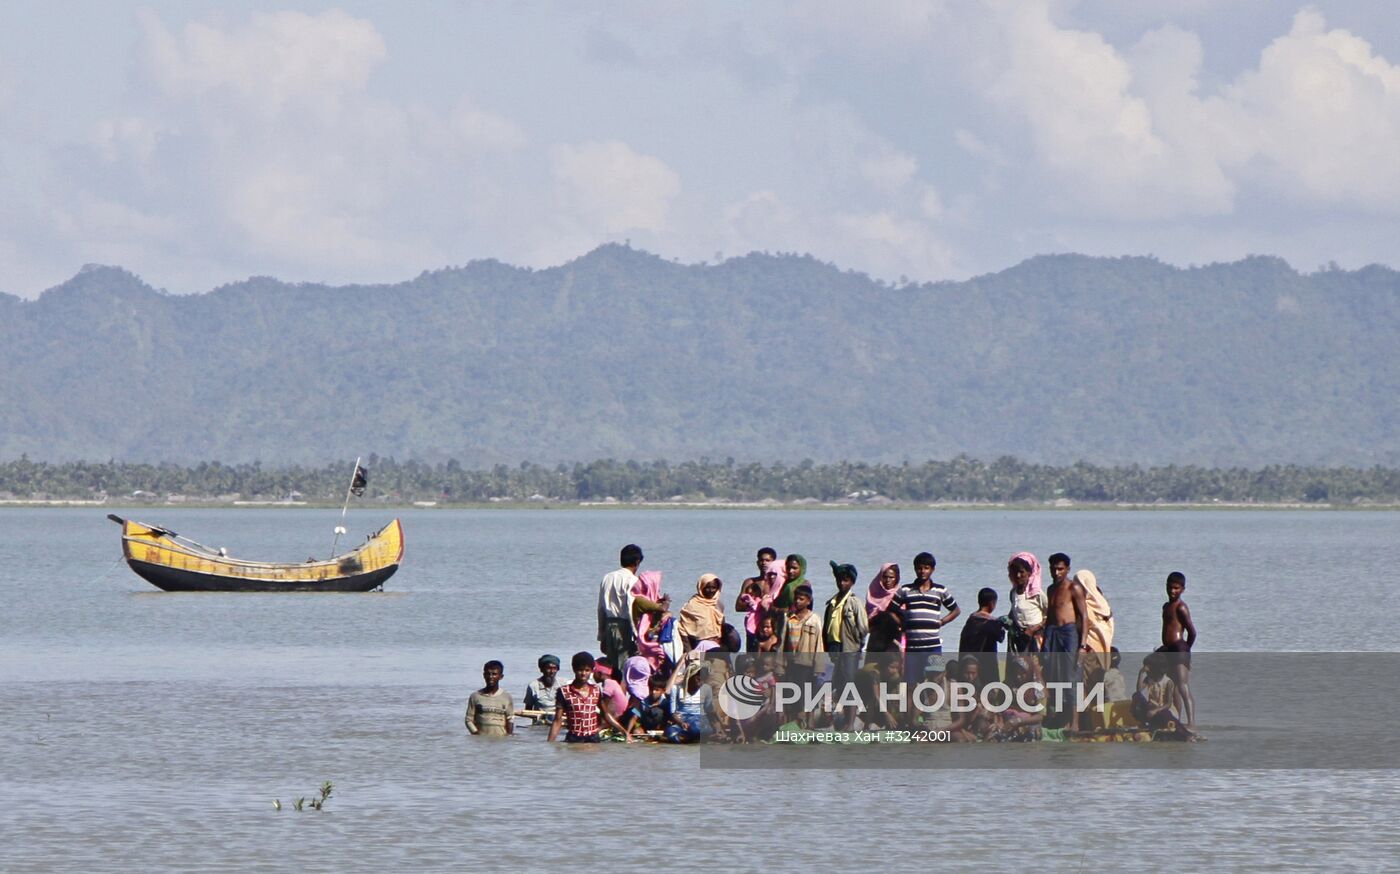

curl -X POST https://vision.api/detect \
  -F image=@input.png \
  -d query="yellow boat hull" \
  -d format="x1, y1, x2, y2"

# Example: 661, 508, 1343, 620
112, 516, 403, 592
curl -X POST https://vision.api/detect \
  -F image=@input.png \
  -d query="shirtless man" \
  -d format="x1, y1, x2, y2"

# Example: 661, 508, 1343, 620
736, 547, 778, 651
1157, 571, 1197, 729
1043, 552, 1089, 730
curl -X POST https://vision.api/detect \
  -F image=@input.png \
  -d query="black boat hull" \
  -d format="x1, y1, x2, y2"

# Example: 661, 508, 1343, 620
128, 559, 399, 593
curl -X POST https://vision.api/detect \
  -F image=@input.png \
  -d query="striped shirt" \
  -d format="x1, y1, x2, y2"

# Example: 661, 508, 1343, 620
893, 581, 958, 651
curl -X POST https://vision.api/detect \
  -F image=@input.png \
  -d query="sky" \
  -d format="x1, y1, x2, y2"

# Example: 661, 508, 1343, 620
3, 1, 1400, 296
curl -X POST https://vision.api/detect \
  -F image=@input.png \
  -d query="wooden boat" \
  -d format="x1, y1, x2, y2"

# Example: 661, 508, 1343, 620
109, 514, 403, 592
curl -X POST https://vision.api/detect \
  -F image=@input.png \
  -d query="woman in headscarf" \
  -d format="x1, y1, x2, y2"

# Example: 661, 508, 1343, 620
865, 562, 904, 652
1075, 569, 1114, 671
767, 554, 806, 641
631, 570, 667, 627
677, 573, 725, 652
1006, 553, 1048, 671
622, 654, 653, 705
633, 570, 670, 671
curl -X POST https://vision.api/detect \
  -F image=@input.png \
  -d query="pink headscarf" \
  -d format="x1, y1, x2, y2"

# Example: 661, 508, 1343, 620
623, 655, 652, 700
1011, 552, 1043, 597
633, 570, 662, 603
762, 561, 787, 601
865, 562, 900, 616
635, 616, 666, 671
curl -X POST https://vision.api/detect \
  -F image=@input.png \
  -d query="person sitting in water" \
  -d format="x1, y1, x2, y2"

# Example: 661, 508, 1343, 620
465, 660, 514, 737
592, 659, 632, 724
635, 607, 671, 672
548, 652, 631, 743
523, 654, 562, 724
626, 673, 674, 737
666, 658, 718, 743
1102, 647, 1128, 701
622, 655, 653, 708
948, 657, 1001, 741
1133, 652, 1195, 741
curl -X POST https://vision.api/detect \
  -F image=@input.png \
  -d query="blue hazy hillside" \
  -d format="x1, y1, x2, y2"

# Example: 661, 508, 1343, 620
2, 246, 1395, 466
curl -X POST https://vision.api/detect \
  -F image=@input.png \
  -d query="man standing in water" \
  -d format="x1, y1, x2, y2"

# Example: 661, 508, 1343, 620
465, 660, 515, 736
598, 545, 664, 671
1157, 571, 1197, 730
1043, 552, 1088, 730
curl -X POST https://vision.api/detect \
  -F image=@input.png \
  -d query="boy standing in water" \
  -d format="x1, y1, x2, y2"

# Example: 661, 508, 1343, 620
466, 660, 515, 736
1043, 552, 1088, 730
1157, 571, 1197, 729
548, 652, 632, 743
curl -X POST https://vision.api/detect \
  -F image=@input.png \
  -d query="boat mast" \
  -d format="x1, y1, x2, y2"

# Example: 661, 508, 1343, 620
330, 456, 362, 557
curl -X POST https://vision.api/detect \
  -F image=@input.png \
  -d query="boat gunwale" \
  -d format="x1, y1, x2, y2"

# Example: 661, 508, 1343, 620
120, 518, 402, 572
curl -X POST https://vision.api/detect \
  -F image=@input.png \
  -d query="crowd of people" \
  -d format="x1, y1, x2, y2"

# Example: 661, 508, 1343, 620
464, 544, 1199, 743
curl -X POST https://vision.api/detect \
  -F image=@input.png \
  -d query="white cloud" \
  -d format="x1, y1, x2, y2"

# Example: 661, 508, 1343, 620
983, 4, 1400, 220
73, 9, 534, 284
138, 9, 385, 118
1224, 8, 1400, 209
859, 150, 919, 193
988, 1, 1234, 218
550, 140, 681, 234
834, 210, 957, 277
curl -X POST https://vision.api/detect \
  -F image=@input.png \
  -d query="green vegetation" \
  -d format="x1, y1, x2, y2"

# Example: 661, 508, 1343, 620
275, 781, 333, 813
3, 456, 1396, 504
0, 248, 1396, 467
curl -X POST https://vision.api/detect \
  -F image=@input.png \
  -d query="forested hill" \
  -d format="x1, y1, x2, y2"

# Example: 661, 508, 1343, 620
2, 247, 1396, 466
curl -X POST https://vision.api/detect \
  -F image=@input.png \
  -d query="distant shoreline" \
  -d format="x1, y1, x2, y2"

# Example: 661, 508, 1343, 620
2, 499, 1394, 511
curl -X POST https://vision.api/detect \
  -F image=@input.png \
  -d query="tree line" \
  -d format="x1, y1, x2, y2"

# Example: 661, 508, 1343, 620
1, 455, 1396, 504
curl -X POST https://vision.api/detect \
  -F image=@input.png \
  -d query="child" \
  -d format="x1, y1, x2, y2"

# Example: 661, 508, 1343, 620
523, 654, 561, 724
756, 614, 780, 653
1133, 653, 1195, 740
1102, 647, 1128, 701
958, 587, 1005, 695
548, 652, 631, 743
825, 561, 868, 729
465, 660, 514, 737
592, 660, 632, 724
625, 673, 673, 736
1157, 571, 1197, 728
781, 584, 823, 687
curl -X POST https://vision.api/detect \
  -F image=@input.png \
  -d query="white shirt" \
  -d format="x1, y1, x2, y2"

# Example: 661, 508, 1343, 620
1008, 587, 1048, 629
598, 567, 638, 626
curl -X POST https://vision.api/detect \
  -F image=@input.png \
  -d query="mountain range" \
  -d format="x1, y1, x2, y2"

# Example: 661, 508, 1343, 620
2, 245, 1395, 466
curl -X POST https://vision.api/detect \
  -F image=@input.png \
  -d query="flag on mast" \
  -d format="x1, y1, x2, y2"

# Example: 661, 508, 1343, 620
351, 463, 369, 497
